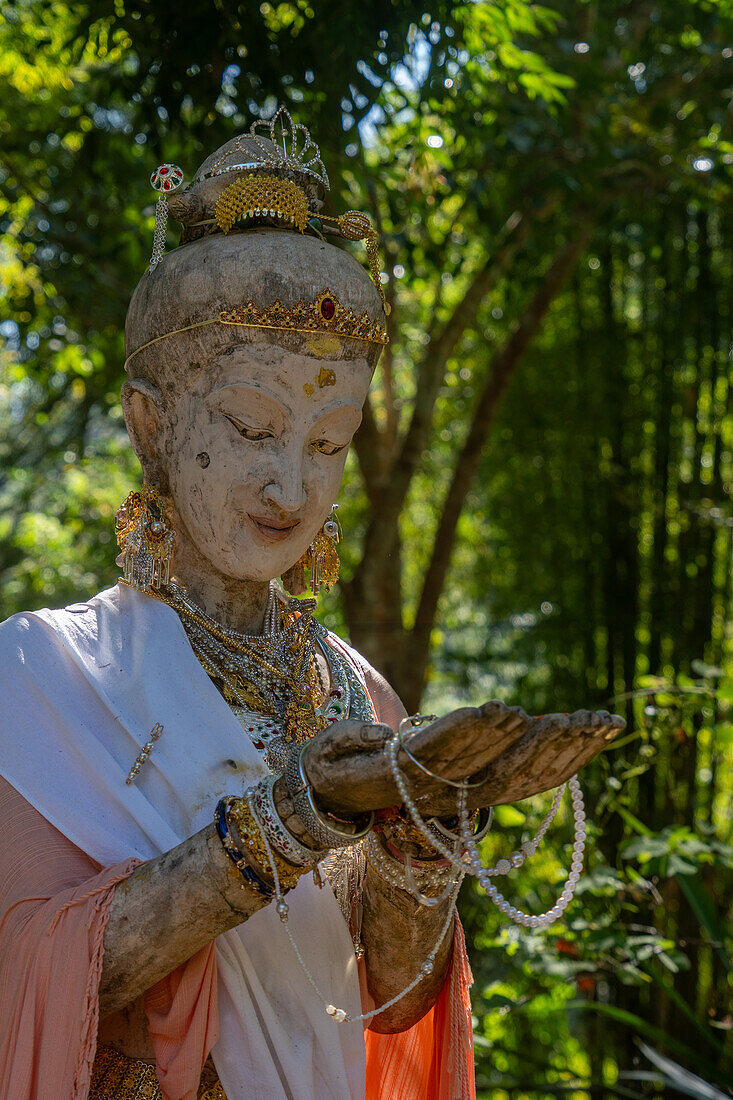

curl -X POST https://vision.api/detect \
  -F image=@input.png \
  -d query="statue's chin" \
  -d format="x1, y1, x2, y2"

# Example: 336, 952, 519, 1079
184, 546, 301, 588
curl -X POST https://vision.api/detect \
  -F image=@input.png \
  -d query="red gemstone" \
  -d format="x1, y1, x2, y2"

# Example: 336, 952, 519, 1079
320, 297, 336, 320
160, 166, 169, 174
330, 689, 343, 699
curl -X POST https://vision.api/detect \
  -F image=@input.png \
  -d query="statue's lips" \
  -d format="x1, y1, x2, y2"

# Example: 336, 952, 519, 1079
247, 514, 301, 542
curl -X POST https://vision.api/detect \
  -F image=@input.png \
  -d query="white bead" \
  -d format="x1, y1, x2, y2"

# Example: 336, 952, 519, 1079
495, 858, 511, 875
521, 840, 537, 858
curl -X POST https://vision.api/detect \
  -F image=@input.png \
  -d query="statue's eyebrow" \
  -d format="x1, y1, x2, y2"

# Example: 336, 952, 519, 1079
208, 381, 287, 415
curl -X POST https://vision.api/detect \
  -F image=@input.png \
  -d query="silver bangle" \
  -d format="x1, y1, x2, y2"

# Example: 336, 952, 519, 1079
428, 806, 493, 844
254, 774, 327, 866
284, 743, 374, 850
397, 715, 487, 790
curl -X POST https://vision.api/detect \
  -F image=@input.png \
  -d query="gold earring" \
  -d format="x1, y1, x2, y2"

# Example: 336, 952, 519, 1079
115, 486, 175, 590
282, 505, 341, 597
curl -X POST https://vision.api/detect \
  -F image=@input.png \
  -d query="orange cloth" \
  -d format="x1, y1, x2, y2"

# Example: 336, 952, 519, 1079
0, 654, 475, 1100
144, 944, 219, 1100
0, 775, 217, 1100
364, 920, 475, 1099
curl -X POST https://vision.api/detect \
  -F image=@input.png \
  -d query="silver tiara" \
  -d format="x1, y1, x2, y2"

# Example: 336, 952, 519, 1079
195, 106, 330, 191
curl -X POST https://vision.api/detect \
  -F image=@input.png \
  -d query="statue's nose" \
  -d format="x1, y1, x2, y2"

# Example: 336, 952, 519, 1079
261, 469, 307, 514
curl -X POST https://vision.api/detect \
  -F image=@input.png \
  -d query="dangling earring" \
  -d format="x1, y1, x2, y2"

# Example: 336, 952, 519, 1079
310, 505, 341, 595
282, 505, 341, 597
115, 486, 175, 590
148, 163, 184, 271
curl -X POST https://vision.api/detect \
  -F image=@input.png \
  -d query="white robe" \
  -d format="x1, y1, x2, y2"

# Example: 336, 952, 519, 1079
0, 584, 369, 1100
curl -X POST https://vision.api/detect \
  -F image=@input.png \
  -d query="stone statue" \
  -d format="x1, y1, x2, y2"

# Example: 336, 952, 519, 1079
0, 111, 623, 1100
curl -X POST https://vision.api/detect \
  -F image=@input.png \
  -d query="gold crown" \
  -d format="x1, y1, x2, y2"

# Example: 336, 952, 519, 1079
219, 289, 388, 345
215, 174, 310, 235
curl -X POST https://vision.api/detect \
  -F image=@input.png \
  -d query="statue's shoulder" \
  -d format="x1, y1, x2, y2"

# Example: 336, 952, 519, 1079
0, 585, 123, 667
324, 629, 407, 727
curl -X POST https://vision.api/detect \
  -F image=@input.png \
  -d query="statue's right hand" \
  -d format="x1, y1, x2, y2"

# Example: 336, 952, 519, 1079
301, 720, 397, 818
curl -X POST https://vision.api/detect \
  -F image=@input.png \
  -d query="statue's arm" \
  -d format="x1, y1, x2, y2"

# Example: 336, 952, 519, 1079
359, 861, 455, 1033
100, 703, 624, 1019
99, 822, 265, 1017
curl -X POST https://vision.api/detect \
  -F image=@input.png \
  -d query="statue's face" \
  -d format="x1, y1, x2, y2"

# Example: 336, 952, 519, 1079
166, 340, 372, 582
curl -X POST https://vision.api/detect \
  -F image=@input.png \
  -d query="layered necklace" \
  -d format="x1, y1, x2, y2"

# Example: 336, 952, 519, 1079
148, 581, 372, 770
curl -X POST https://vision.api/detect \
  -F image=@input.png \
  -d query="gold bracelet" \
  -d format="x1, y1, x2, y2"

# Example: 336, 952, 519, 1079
228, 797, 305, 892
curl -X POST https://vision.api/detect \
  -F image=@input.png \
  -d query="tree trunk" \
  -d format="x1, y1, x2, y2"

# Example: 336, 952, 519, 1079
347, 230, 592, 709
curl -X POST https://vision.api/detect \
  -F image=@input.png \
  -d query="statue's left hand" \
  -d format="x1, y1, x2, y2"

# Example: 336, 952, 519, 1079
305, 704, 625, 818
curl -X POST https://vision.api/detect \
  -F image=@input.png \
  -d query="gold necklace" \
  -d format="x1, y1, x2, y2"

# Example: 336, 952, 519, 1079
148, 585, 328, 748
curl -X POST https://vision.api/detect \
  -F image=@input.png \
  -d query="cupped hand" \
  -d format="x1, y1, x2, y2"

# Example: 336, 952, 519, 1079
303, 702, 625, 819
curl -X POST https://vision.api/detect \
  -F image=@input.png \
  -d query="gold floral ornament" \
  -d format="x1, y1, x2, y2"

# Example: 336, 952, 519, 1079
215, 174, 310, 235
324, 210, 389, 317
282, 689, 330, 745
115, 486, 175, 590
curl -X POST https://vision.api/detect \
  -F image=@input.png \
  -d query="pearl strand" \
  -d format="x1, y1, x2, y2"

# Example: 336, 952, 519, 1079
246, 789, 461, 1023
387, 733, 586, 929
458, 778, 586, 928
364, 831, 460, 905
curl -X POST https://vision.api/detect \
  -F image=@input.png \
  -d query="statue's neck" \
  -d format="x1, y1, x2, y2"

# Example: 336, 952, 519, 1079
170, 518, 272, 636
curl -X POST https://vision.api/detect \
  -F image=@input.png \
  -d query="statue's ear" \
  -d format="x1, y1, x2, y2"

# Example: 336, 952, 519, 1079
121, 379, 169, 490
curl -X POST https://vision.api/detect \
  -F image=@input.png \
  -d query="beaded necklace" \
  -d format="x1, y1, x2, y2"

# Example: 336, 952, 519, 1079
147, 582, 372, 770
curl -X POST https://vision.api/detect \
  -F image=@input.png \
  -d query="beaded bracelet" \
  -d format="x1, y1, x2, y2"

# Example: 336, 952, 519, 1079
214, 797, 274, 900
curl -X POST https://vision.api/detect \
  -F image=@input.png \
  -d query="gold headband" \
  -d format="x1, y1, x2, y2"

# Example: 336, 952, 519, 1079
124, 288, 389, 372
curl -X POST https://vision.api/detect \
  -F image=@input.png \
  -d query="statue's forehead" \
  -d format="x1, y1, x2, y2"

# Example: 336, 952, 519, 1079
186, 337, 372, 403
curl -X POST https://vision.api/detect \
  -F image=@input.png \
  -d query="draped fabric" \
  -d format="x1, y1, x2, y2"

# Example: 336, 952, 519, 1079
0, 780, 141, 1100
0, 585, 475, 1099
364, 921, 475, 1100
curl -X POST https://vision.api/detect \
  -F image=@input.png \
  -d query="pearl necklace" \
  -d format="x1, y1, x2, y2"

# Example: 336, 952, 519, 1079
247, 788, 462, 1024
364, 831, 460, 906
386, 733, 586, 929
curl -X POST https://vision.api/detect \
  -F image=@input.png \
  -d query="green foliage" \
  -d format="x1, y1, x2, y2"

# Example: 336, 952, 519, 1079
1, 0, 732, 1094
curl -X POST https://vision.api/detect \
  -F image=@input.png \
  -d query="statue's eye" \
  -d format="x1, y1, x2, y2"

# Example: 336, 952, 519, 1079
224, 415, 273, 442
311, 439, 347, 456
